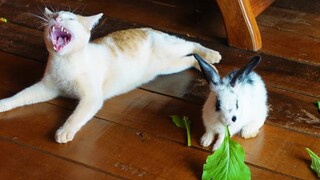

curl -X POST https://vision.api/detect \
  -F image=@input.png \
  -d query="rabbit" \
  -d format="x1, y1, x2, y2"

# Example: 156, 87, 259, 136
192, 54, 268, 150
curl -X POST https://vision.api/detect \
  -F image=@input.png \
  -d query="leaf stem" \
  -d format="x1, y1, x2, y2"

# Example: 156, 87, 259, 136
183, 116, 192, 147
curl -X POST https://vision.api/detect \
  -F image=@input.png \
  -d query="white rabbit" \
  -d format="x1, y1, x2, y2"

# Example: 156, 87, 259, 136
193, 54, 268, 150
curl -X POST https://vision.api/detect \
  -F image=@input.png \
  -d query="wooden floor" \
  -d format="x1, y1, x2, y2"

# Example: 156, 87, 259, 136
0, 0, 319, 179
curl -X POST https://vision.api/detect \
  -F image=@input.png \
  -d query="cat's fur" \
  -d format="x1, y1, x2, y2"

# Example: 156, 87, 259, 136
0, 9, 221, 143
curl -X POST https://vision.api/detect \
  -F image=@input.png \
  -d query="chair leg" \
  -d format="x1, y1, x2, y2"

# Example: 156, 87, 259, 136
217, 0, 262, 51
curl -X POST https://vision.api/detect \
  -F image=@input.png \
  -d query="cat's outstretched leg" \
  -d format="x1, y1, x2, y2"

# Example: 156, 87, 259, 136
55, 80, 104, 143
150, 29, 221, 72
55, 96, 103, 143
0, 81, 59, 112
153, 34, 221, 75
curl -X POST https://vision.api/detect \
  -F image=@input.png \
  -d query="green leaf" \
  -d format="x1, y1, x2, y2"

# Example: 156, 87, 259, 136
316, 101, 320, 111
202, 126, 251, 180
170, 115, 192, 147
306, 148, 320, 177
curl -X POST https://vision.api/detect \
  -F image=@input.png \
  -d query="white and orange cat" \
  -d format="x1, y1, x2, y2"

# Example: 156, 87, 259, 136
0, 8, 221, 143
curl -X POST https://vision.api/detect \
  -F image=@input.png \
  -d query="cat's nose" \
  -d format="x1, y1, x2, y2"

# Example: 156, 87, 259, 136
53, 15, 61, 22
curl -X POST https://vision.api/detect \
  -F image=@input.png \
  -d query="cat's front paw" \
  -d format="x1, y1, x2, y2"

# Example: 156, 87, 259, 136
55, 126, 78, 143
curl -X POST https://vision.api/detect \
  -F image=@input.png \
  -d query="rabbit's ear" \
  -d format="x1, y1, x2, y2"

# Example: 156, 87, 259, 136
193, 54, 222, 87
230, 55, 261, 87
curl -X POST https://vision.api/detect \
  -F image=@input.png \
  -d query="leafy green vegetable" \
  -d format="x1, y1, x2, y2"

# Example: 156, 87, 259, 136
306, 148, 320, 177
202, 126, 251, 180
170, 115, 191, 147
316, 101, 320, 111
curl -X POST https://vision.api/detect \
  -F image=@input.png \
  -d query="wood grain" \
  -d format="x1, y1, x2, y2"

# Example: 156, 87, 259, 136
258, 7, 320, 39
0, 0, 319, 179
0, 92, 294, 179
257, 6, 320, 65
0, 0, 225, 41
0, 140, 119, 179
249, 0, 274, 17
0, 87, 316, 179
273, 0, 320, 15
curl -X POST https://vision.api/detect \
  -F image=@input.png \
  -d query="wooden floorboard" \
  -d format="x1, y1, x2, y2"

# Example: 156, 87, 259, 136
0, 91, 294, 179
0, 87, 316, 179
0, 140, 119, 179
273, 0, 320, 15
257, 6, 320, 65
0, 0, 319, 179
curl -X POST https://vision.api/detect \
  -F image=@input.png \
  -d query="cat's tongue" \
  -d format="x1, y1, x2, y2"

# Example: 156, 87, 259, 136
50, 25, 72, 53
57, 37, 65, 46
55, 37, 65, 51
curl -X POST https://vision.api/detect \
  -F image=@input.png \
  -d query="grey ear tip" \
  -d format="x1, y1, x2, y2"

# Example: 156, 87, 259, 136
252, 55, 262, 63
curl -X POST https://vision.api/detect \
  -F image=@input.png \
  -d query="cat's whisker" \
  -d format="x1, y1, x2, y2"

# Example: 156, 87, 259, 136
78, 4, 87, 14
41, 1, 50, 12
37, 5, 45, 14
25, 12, 48, 23
36, 23, 47, 31
67, 1, 72, 12
43, 1, 57, 14
52, 0, 60, 13
71, 3, 85, 14
37, 5, 49, 19
72, 7, 79, 14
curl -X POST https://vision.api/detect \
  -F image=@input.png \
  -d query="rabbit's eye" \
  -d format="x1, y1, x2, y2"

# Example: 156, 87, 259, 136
236, 100, 239, 109
216, 99, 221, 111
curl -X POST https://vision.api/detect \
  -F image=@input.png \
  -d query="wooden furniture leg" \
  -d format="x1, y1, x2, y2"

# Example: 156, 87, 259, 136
217, 0, 274, 51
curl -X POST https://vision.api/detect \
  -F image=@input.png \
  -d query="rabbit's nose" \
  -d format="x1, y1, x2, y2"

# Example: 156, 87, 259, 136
232, 116, 237, 122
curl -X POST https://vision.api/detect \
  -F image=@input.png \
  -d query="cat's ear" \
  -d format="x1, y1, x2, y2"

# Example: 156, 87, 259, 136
83, 13, 103, 30
44, 8, 53, 16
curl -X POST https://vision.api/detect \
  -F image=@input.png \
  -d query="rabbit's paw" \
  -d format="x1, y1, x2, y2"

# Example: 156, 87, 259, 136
241, 126, 259, 139
55, 126, 78, 143
212, 133, 224, 151
200, 132, 214, 147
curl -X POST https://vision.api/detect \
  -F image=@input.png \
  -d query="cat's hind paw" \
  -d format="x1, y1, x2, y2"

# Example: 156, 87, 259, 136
204, 50, 221, 64
55, 126, 77, 143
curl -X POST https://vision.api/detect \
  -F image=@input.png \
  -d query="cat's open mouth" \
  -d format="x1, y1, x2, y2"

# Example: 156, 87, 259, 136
50, 25, 72, 52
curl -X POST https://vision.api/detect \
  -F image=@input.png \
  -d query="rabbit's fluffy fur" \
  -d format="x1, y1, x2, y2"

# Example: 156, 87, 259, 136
193, 54, 268, 150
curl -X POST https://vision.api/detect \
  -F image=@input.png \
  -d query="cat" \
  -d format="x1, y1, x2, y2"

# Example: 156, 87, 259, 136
0, 8, 221, 143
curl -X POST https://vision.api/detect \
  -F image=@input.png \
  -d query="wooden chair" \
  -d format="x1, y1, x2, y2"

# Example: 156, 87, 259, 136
217, 0, 274, 51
